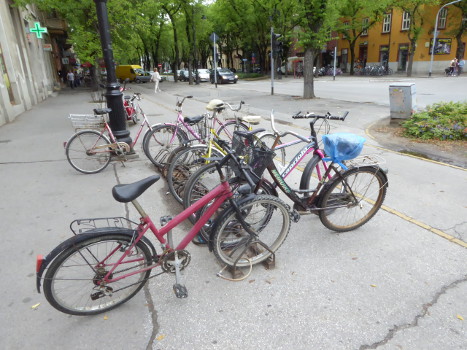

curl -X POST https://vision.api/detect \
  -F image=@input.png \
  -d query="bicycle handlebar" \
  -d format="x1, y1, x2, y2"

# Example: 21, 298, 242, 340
292, 111, 349, 121
176, 95, 193, 108
270, 110, 311, 143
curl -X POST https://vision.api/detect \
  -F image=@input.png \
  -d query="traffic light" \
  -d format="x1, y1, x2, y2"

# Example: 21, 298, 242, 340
272, 32, 282, 56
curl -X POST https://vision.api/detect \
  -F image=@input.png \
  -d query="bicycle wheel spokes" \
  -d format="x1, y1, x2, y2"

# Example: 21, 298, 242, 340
318, 167, 387, 232
143, 125, 186, 167
43, 235, 152, 315
66, 130, 111, 174
167, 146, 223, 204
213, 196, 291, 268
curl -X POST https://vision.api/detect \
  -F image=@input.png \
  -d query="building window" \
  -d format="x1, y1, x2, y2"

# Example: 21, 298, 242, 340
362, 18, 369, 36
438, 8, 448, 29
401, 11, 410, 31
382, 13, 391, 33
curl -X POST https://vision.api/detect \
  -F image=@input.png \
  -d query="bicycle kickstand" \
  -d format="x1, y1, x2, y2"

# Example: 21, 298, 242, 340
162, 216, 188, 299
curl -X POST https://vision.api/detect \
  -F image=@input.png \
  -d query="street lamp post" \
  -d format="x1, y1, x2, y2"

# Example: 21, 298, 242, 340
93, 0, 131, 145
429, 0, 463, 77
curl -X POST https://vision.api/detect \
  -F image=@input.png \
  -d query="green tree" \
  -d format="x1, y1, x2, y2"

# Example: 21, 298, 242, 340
335, 0, 390, 75
393, 0, 440, 77
294, 0, 339, 98
449, 1, 467, 60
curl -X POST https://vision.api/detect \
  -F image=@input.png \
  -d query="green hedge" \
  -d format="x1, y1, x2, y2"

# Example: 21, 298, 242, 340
402, 101, 467, 141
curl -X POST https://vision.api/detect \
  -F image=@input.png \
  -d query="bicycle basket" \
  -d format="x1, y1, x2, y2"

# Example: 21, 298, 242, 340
322, 133, 366, 162
229, 131, 275, 181
69, 114, 105, 130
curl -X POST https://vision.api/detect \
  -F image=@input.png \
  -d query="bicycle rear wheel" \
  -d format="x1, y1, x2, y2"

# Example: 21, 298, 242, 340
143, 124, 188, 168
43, 234, 152, 316
216, 120, 249, 141
65, 130, 112, 174
318, 166, 388, 232
167, 145, 223, 204
212, 195, 291, 268
183, 162, 275, 242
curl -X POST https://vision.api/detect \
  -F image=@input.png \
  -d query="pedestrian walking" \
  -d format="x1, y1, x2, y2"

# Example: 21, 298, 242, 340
457, 58, 464, 75
449, 58, 457, 76
66, 71, 75, 89
151, 68, 161, 93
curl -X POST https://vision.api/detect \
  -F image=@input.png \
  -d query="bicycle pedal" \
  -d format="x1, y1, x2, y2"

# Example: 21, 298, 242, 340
173, 284, 188, 298
160, 216, 173, 226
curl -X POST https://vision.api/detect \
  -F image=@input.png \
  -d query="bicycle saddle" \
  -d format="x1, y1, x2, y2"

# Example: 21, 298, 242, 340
94, 108, 112, 115
112, 175, 160, 203
234, 128, 265, 138
184, 115, 204, 125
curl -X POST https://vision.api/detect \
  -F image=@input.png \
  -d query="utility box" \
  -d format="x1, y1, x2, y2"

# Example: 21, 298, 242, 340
389, 83, 417, 119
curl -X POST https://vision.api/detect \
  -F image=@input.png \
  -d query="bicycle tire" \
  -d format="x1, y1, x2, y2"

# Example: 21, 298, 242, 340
299, 154, 340, 197
167, 145, 223, 204
183, 162, 277, 242
43, 233, 152, 316
318, 166, 387, 232
65, 130, 112, 174
216, 120, 249, 141
212, 195, 291, 268
143, 124, 188, 168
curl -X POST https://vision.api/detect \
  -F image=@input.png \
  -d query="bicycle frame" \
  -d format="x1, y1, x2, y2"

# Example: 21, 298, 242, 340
98, 180, 233, 284
271, 138, 332, 182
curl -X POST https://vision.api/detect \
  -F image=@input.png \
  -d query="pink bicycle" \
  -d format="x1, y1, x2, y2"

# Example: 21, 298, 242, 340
37, 134, 293, 315
66, 94, 155, 174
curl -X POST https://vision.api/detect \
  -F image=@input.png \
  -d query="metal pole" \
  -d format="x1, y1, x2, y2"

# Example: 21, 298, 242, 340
271, 27, 274, 95
213, 36, 217, 88
333, 46, 337, 81
93, 0, 131, 145
429, 0, 462, 77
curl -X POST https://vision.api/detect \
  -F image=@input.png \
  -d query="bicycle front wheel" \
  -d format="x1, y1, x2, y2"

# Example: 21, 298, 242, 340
318, 166, 388, 232
43, 234, 152, 316
167, 145, 224, 204
212, 195, 291, 268
216, 120, 249, 141
143, 124, 187, 168
65, 130, 112, 174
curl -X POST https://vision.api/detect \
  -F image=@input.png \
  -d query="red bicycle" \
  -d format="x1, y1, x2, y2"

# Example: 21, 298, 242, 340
37, 132, 294, 315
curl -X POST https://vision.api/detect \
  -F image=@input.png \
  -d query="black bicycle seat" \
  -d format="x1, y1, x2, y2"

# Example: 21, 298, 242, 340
94, 108, 112, 115
184, 115, 204, 125
112, 175, 160, 203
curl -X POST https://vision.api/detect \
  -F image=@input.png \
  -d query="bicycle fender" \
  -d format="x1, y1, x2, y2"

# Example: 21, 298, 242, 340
207, 194, 256, 252
36, 228, 156, 293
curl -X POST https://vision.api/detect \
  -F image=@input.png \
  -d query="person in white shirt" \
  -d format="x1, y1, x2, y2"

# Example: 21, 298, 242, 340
151, 68, 161, 93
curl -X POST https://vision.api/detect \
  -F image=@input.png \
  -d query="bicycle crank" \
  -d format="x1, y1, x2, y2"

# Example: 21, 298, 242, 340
161, 250, 191, 273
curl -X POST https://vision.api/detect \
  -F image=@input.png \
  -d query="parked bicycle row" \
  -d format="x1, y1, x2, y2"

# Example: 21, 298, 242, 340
36, 93, 389, 316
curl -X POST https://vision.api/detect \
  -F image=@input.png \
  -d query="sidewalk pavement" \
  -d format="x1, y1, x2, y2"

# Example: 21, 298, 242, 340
1, 83, 466, 350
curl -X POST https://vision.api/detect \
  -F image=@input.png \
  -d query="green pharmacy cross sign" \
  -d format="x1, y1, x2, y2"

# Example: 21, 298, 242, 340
30, 22, 47, 39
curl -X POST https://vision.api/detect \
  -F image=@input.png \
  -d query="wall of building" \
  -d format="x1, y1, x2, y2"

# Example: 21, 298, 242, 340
0, 1, 57, 126
336, 5, 466, 75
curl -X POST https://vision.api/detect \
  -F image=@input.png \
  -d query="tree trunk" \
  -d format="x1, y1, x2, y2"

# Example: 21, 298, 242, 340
303, 48, 316, 99
349, 40, 357, 75
406, 40, 416, 77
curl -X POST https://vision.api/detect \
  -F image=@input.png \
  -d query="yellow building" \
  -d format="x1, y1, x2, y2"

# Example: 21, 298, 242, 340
335, 5, 466, 75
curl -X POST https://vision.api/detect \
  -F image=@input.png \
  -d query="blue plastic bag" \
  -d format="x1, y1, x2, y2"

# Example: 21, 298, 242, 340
322, 133, 366, 163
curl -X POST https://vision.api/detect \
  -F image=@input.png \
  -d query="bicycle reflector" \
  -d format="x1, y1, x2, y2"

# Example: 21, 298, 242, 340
36, 255, 44, 273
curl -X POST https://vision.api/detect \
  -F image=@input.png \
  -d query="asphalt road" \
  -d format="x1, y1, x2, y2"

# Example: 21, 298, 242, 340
1, 75, 465, 350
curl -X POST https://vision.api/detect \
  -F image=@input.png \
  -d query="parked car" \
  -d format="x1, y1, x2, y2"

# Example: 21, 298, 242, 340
197, 69, 210, 82
134, 70, 152, 83
178, 69, 191, 82
210, 68, 238, 84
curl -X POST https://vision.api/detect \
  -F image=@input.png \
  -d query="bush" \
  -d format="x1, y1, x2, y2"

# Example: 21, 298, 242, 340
402, 101, 467, 141
236, 72, 264, 79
